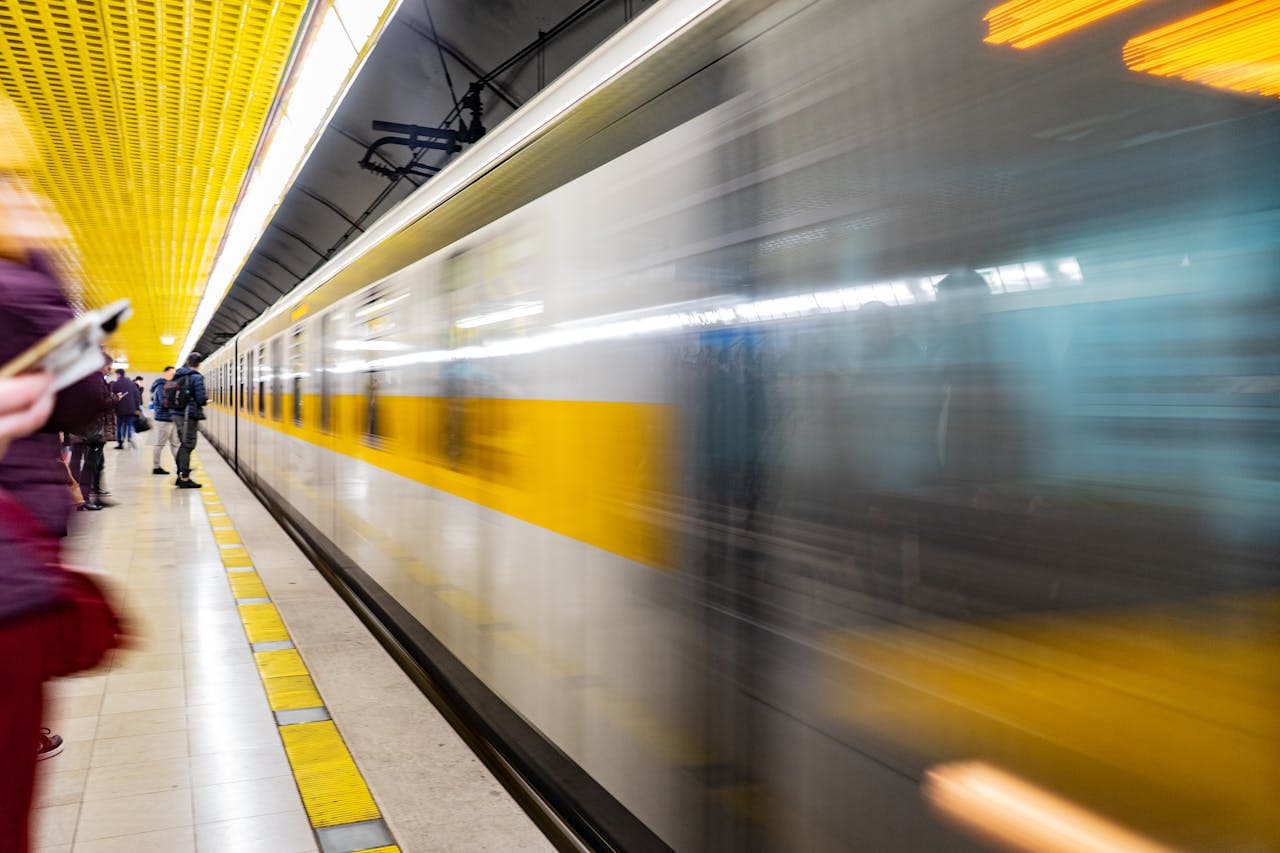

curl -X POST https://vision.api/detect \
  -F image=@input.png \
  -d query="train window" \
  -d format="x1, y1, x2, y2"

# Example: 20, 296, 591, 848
319, 312, 332, 433
256, 347, 265, 418
289, 326, 304, 427
239, 355, 247, 411
354, 285, 405, 448
270, 337, 283, 421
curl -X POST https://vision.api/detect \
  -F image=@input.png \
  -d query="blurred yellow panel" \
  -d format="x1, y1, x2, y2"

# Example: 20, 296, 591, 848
825, 594, 1280, 848
0, 1, 308, 370
985, 0, 1151, 49
1124, 0, 1280, 98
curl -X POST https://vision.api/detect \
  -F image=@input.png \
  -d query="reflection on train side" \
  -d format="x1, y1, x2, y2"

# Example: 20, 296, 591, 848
199, 0, 1280, 848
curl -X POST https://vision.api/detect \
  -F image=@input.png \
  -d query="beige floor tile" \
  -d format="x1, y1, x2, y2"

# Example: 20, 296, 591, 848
185, 679, 267, 708
45, 739, 93, 772
83, 755, 191, 801
194, 809, 316, 853
71, 826, 195, 853
99, 686, 188, 716
192, 774, 304, 825
89, 729, 188, 769
48, 676, 107, 699
110, 652, 184, 674
75, 787, 193, 842
188, 745, 290, 788
31, 803, 79, 848
105, 669, 184, 694
47, 715, 98, 743
95, 707, 189, 740
183, 663, 260, 688
188, 720, 281, 757
35, 767, 88, 808
47, 693, 103, 722
32, 844, 71, 853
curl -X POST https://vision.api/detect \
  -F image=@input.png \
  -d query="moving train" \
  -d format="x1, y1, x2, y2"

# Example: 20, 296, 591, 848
203, 0, 1280, 848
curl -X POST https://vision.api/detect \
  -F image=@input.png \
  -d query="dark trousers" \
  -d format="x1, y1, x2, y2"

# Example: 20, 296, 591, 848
0, 611, 54, 852
115, 415, 135, 446
173, 413, 198, 477
70, 442, 104, 503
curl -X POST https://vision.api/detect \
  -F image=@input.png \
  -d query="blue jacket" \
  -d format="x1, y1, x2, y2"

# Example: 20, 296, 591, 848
150, 377, 172, 421
172, 366, 208, 418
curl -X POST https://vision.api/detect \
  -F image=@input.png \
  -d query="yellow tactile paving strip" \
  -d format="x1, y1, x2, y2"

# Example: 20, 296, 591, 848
187, 456, 397, 850
281, 721, 383, 827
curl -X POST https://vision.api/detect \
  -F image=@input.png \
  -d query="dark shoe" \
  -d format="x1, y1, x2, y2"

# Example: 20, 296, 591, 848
37, 729, 64, 760
113, 445, 123, 450
153, 467, 169, 475
77, 502, 104, 512
93, 489, 111, 496
95, 496, 117, 507
177, 479, 203, 489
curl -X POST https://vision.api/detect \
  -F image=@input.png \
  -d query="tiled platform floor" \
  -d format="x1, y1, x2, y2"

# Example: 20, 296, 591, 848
33, 441, 551, 852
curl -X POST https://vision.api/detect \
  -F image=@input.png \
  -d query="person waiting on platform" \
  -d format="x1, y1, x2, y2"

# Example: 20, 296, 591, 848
169, 351, 208, 489
149, 366, 179, 475
109, 368, 140, 449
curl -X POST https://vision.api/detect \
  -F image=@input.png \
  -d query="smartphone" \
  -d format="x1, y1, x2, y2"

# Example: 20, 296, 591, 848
0, 298, 132, 391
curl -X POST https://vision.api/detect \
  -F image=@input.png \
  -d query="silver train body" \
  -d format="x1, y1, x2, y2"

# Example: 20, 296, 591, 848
205, 0, 1280, 849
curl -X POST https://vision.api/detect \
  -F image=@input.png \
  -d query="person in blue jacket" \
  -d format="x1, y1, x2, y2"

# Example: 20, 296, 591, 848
170, 352, 208, 489
148, 367, 178, 475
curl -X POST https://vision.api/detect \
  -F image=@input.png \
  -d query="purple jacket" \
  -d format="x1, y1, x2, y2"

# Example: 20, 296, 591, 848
0, 253, 110, 538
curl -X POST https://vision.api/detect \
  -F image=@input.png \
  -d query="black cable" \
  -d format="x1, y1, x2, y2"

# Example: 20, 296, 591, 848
422, 0, 462, 119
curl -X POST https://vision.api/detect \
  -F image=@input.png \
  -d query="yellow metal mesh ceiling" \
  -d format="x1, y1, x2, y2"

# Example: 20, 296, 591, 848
0, 0, 308, 370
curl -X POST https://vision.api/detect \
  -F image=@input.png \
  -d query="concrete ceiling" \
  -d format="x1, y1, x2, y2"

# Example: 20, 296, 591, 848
196, 0, 656, 354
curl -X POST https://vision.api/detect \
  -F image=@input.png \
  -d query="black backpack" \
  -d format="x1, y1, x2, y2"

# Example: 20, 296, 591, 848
163, 374, 191, 412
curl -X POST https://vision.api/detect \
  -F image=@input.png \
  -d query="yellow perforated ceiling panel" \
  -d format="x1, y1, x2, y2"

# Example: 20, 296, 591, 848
0, 1, 308, 370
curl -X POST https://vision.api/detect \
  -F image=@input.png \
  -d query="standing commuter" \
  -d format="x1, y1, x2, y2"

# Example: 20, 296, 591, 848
170, 352, 208, 489
149, 366, 179, 475
69, 360, 117, 511
110, 368, 139, 448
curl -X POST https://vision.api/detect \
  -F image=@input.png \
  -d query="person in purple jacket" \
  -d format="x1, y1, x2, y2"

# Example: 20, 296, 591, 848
0, 251, 111, 536
0, 92, 121, 802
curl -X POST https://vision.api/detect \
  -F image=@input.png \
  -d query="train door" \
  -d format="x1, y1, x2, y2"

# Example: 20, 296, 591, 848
233, 342, 240, 470
314, 310, 336, 535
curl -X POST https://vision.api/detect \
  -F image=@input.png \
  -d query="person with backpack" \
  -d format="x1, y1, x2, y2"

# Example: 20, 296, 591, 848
149, 366, 179, 475
168, 352, 208, 489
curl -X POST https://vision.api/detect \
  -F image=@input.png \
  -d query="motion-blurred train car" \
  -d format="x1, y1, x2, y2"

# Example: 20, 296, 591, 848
203, 0, 1280, 849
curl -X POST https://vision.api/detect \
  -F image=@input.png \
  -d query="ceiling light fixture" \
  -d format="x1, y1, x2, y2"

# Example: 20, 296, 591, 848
178, 0, 403, 362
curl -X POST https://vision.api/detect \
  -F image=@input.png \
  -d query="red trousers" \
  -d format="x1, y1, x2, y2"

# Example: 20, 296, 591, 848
0, 611, 55, 853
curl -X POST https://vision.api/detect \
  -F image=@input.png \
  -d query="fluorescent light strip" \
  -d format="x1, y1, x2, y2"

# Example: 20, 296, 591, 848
353, 292, 410, 318
179, 0, 404, 361
220, 0, 731, 353
455, 302, 544, 329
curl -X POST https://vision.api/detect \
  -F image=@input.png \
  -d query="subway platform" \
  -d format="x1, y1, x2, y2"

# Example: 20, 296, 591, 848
31, 443, 552, 853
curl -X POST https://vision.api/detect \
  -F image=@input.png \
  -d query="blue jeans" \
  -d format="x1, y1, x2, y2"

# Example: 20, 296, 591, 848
116, 415, 135, 446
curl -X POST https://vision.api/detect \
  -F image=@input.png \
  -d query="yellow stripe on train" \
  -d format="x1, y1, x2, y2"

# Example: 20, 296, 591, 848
212, 394, 676, 569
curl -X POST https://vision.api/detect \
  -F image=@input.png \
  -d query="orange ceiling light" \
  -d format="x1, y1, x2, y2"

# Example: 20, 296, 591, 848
984, 0, 1153, 49
1124, 0, 1280, 99
0, 1, 309, 370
